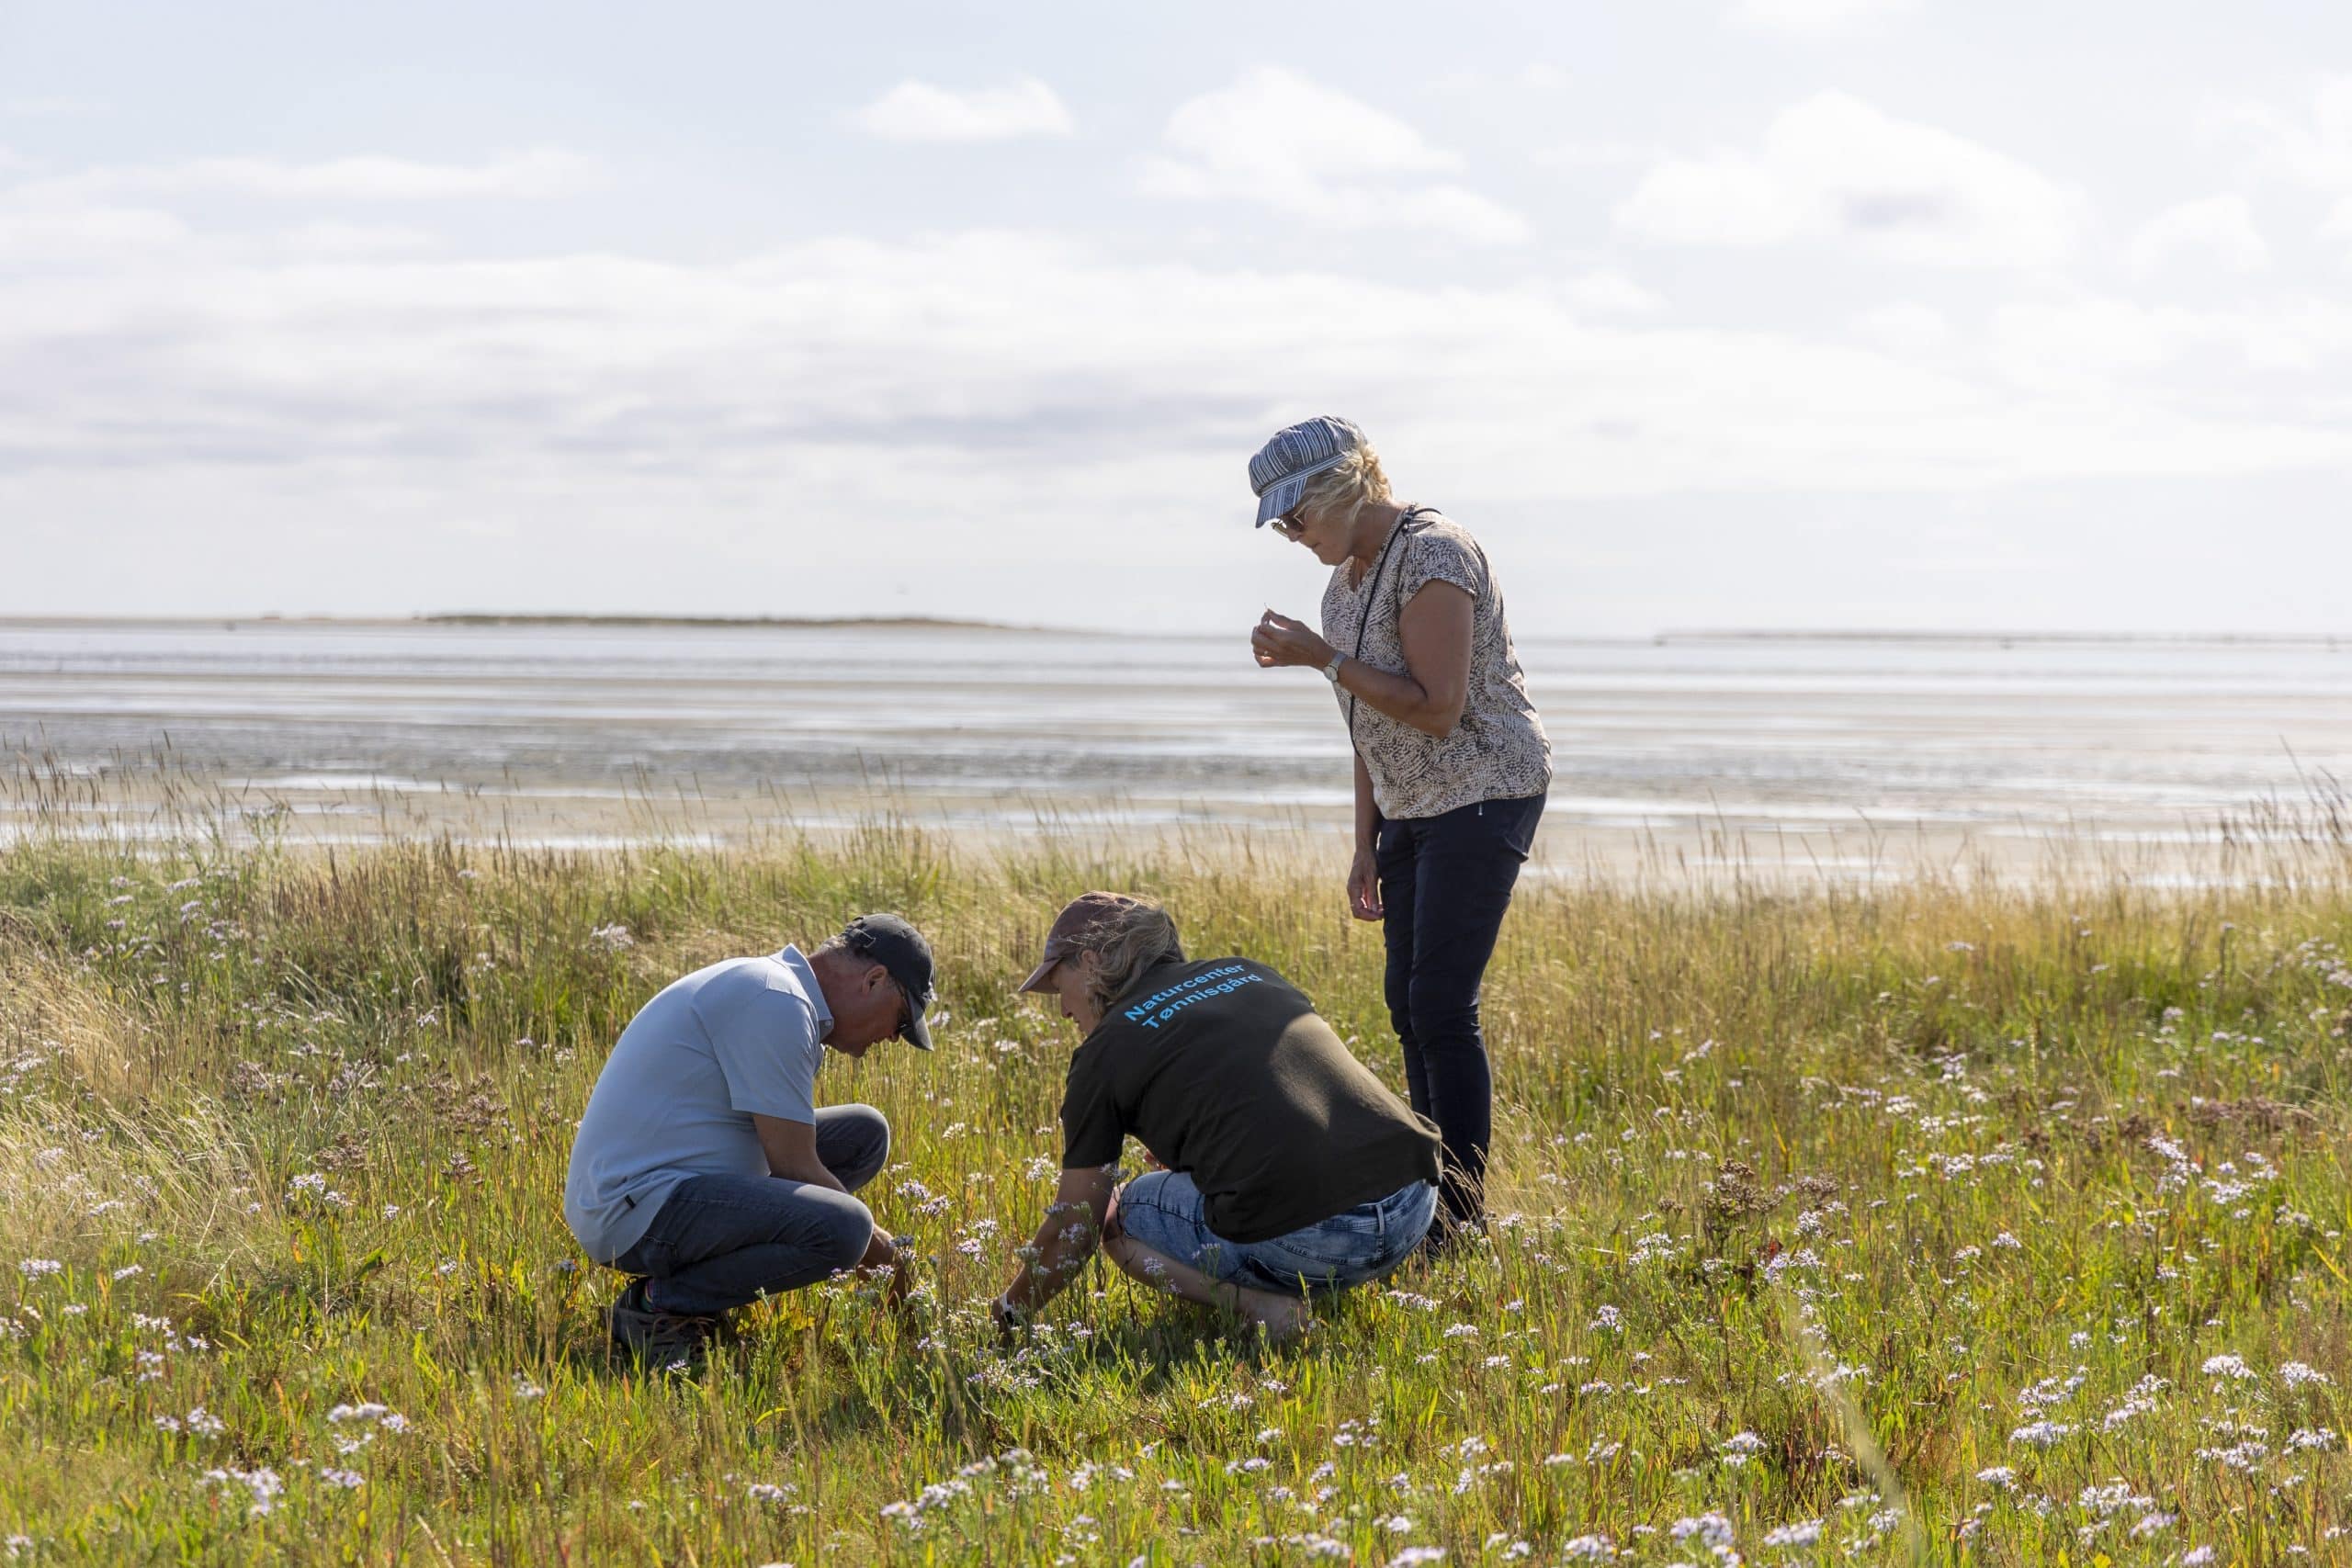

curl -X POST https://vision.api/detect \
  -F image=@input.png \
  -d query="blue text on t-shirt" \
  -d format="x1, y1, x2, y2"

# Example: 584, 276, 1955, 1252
1123, 964, 1262, 1030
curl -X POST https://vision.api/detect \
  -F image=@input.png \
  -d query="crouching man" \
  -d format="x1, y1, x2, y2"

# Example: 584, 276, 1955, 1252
564, 914, 936, 1365
993, 893, 1440, 1345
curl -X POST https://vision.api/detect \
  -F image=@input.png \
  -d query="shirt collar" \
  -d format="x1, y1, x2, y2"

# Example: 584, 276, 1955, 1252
775, 944, 832, 1041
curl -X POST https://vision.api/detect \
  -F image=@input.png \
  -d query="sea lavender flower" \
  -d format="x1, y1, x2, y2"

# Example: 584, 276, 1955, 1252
1671, 1514, 1736, 1550
2012, 1420, 2076, 1448
201, 1466, 284, 1517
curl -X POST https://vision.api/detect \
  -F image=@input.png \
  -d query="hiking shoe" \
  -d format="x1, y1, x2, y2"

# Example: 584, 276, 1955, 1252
607, 1279, 719, 1369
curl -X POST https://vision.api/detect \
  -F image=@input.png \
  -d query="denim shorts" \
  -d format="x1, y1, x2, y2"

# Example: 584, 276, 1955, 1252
1114, 1171, 1438, 1297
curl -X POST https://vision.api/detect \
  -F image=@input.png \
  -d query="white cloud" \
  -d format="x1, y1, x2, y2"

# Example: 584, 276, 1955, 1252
279, 222, 439, 258
1989, 293, 2352, 389
1141, 66, 1529, 244
849, 77, 1074, 142
2210, 75, 2352, 192
1159, 66, 1454, 181
17, 148, 594, 203
1535, 140, 1658, 172
1429, 62, 1573, 96
1563, 271, 1664, 314
1615, 93, 2082, 268
2209, 79, 2352, 254
2126, 195, 2269, 276
6, 182, 2349, 543
1989, 298, 2197, 391
1855, 301, 1954, 355
1728, 0, 1917, 34
0, 204, 191, 262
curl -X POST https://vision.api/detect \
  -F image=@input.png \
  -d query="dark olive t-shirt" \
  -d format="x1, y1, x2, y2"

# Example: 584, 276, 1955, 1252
1058, 957, 1441, 1243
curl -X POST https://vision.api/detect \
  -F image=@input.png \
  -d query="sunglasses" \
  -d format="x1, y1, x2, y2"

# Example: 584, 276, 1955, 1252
1271, 509, 1307, 539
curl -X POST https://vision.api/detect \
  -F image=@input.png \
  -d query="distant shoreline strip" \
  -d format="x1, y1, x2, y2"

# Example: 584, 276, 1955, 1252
1659, 629, 2349, 649
419, 613, 1061, 632
0, 615, 2341, 648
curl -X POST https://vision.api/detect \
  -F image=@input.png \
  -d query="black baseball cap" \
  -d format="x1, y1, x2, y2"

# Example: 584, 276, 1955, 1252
842, 913, 936, 1050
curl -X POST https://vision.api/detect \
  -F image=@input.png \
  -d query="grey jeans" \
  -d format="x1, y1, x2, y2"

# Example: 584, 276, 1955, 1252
613, 1104, 889, 1315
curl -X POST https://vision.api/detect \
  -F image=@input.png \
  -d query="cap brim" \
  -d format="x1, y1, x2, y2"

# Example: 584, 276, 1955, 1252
896, 987, 933, 1051
1014, 955, 1059, 995
1251, 451, 1352, 527
1253, 477, 1304, 528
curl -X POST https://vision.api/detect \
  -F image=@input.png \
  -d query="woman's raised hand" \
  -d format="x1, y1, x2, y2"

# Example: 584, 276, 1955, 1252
1251, 610, 1332, 670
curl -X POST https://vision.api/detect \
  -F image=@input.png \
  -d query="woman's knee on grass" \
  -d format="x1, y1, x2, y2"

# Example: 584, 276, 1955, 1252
1102, 1226, 1180, 1289
1102, 1226, 1141, 1274
1099, 1191, 1146, 1275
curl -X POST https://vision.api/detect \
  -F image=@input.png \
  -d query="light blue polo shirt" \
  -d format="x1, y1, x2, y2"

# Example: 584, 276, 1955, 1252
563, 945, 831, 1263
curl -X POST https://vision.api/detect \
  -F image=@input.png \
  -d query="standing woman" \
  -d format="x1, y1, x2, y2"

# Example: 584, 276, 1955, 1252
1247, 416, 1551, 1242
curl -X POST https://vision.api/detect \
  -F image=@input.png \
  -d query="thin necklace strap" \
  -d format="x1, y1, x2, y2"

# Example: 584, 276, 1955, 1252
1344, 506, 1430, 744
1349, 505, 1426, 587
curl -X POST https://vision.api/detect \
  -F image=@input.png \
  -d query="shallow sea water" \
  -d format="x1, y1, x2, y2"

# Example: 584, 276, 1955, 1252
5, 618, 2349, 872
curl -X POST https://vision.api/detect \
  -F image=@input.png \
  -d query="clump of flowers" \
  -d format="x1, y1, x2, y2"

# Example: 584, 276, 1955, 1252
285, 1173, 351, 1212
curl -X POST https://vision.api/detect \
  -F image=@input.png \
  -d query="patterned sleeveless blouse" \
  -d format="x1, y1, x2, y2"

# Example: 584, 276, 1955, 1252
1319, 509, 1551, 820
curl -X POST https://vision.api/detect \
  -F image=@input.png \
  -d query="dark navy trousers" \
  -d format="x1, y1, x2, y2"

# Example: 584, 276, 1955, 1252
1374, 792, 1545, 1232
614, 1105, 889, 1315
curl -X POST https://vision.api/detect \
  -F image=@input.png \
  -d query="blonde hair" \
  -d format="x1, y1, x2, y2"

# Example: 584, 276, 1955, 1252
1071, 900, 1186, 1013
1297, 440, 1393, 527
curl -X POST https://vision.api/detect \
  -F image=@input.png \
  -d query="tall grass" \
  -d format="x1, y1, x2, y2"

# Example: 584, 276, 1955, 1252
1, 807, 2348, 1564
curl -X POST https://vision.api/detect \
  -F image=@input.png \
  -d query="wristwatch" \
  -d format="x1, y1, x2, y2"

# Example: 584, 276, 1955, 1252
1321, 653, 1346, 684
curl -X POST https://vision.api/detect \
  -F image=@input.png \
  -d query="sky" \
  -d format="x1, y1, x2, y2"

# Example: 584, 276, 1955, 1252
4, 0, 2352, 635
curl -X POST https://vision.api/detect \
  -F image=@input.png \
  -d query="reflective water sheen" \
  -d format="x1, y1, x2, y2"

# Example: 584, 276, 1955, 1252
5, 618, 2348, 845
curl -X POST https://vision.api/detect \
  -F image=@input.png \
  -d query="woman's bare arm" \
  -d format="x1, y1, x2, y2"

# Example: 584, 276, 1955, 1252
1252, 582, 1473, 738
999, 1164, 1117, 1320
1347, 753, 1383, 920
1352, 581, 1473, 737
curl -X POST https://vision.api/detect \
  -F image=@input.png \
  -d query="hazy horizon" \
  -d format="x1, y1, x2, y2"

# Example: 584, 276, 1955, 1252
3, 611, 2348, 644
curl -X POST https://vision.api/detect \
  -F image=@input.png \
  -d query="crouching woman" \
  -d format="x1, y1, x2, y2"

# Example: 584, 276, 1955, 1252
993, 893, 1441, 1343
